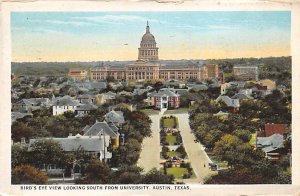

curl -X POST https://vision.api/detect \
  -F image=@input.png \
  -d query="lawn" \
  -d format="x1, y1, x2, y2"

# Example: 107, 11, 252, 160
140, 109, 159, 115
166, 135, 177, 145
162, 118, 176, 128
167, 151, 179, 157
164, 107, 189, 114
250, 133, 256, 146
160, 167, 195, 179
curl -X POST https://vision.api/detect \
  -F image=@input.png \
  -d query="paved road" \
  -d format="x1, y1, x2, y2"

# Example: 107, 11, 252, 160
175, 113, 216, 183
137, 114, 161, 173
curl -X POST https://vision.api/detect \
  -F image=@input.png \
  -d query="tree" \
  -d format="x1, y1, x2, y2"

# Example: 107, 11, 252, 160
109, 165, 143, 184
28, 139, 65, 171
142, 168, 174, 184
213, 134, 254, 167
75, 159, 111, 184
11, 143, 29, 168
11, 122, 33, 142
116, 138, 142, 165
12, 165, 48, 184
233, 129, 252, 143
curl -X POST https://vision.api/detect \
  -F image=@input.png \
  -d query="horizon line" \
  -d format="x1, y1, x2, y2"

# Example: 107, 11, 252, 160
11, 55, 291, 64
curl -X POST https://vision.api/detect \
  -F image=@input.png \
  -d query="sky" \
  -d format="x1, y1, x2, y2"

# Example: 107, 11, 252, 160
11, 11, 291, 62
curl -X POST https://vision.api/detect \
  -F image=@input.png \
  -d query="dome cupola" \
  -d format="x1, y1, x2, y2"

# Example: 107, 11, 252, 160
138, 21, 159, 61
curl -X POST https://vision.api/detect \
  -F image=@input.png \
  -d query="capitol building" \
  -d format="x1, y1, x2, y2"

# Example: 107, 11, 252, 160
87, 22, 219, 81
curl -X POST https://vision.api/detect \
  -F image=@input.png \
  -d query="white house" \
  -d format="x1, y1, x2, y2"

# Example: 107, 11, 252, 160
52, 95, 80, 116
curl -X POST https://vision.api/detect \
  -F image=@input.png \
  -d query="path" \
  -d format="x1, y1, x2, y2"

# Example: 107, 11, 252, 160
175, 112, 216, 183
137, 114, 161, 173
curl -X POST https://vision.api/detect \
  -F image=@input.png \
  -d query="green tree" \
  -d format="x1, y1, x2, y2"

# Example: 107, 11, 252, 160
28, 139, 65, 171
109, 165, 143, 184
11, 143, 28, 168
233, 129, 252, 143
213, 134, 253, 167
11, 122, 33, 142
115, 138, 141, 165
75, 159, 111, 184
12, 165, 48, 184
142, 168, 174, 184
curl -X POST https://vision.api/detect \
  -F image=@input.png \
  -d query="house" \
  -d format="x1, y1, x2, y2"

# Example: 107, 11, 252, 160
75, 102, 98, 117
277, 85, 287, 94
144, 91, 157, 106
239, 89, 253, 97
112, 103, 134, 111
28, 133, 111, 174
220, 83, 232, 95
52, 95, 80, 116
105, 110, 125, 126
233, 66, 258, 81
213, 111, 229, 120
256, 79, 276, 90
133, 88, 149, 96
74, 81, 107, 92
34, 87, 54, 96
83, 121, 120, 148
77, 94, 96, 104
220, 81, 245, 95
256, 134, 284, 160
12, 98, 51, 113
154, 88, 180, 109
251, 84, 272, 96
216, 95, 240, 112
257, 124, 288, 137
93, 91, 117, 106
231, 92, 253, 100
11, 112, 33, 123
191, 84, 208, 92
118, 91, 133, 97
68, 68, 87, 81
108, 82, 123, 90
165, 79, 186, 88
103, 91, 116, 100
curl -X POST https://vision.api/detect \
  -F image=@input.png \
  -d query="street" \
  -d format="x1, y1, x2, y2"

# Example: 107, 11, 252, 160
137, 114, 161, 173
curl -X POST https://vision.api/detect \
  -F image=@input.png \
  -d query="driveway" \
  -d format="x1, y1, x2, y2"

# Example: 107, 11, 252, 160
175, 112, 216, 183
137, 114, 161, 173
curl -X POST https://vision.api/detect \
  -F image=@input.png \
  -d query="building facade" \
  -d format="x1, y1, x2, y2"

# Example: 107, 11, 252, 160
138, 21, 159, 61
233, 66, 258, 81
68, 68, 87, 81
153, 89, 180, 109
89, 22, 219, 81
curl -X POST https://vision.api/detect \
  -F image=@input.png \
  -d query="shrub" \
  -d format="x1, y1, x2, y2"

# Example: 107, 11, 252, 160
162, 145, 170, 152
167, 162, 173, 168
183, 173, 191, 179
12, 165, 48, 184
162, 152, 169, 159
180, 162, 187, 168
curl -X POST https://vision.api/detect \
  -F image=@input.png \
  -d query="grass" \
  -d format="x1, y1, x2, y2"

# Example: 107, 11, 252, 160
166, 135, 177, 145
160, 167, 196, 179
167, 151, 179, 157
162, 118, 176, 128
164, 107, 189, 114
140, 109, 159, 115
250, 133, 257, 146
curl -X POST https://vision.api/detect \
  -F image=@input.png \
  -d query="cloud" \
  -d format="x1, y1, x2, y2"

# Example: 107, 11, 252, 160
29, 19, 102, 27
12, 26, 65, 35
72, 15, 165, 25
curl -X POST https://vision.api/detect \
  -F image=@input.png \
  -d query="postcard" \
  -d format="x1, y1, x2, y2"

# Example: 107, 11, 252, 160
1, 1, 300, 195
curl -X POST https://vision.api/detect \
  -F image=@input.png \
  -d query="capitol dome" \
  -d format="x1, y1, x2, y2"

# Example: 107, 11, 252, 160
138, 21, 159, 61
141, 31, 156, 42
